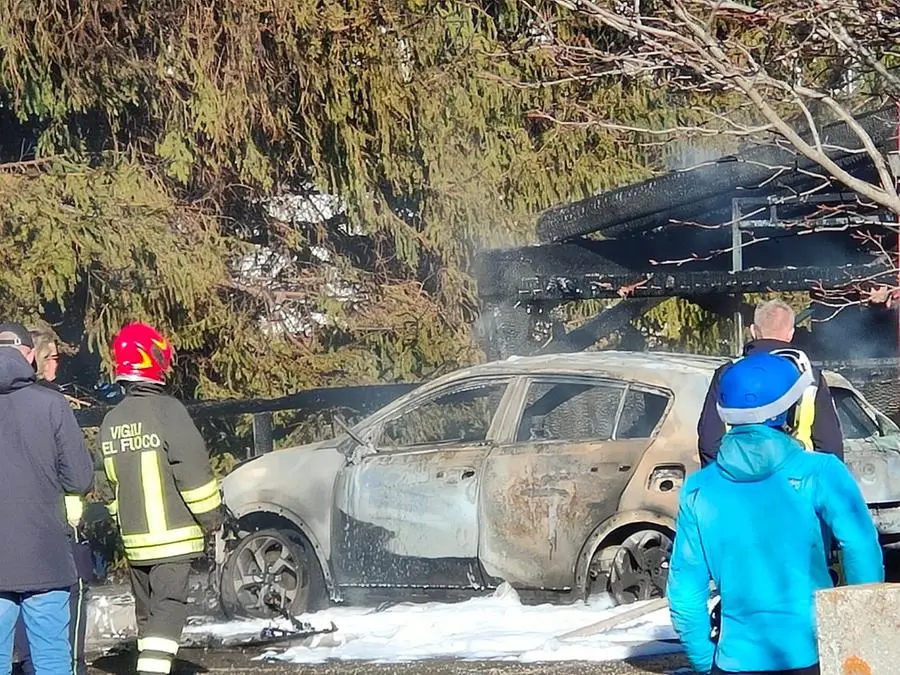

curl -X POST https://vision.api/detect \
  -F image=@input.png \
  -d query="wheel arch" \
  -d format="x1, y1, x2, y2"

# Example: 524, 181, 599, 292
574, 509, 676, 596
229, 501, 336, 597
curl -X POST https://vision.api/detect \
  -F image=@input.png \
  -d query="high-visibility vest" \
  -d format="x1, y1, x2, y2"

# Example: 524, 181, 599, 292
790, 384, 818, 452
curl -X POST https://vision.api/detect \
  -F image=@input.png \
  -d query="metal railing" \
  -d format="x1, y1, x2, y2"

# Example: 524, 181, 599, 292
74, 383, 420, 457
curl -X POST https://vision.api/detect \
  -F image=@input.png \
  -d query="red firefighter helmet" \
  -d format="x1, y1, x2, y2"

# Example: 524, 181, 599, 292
112, 322, 173, 384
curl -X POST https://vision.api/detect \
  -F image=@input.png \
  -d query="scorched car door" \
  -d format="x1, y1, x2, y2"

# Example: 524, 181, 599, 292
478, 377, 671, 591
332, 379, 511, 590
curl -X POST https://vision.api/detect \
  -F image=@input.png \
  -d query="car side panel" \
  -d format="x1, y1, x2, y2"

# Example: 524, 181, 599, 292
616, 376, 707, 518
478, 438, 646, 589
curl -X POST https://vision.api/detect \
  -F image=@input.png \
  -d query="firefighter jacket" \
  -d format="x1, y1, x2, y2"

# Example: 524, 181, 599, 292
697, 339, 844, 468
99, 383, 221, 565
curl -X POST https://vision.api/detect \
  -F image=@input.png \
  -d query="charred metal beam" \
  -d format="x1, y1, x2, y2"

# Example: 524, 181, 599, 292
75, 383, 419, 429
476, 242, 633, 297
536, 106, 898, 243
511, 263, 889, 302
538, 298, 664, 354
476, 228, 874, 301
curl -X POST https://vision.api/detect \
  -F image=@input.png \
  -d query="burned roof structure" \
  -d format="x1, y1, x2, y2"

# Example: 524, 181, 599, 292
474, 105, 900, 413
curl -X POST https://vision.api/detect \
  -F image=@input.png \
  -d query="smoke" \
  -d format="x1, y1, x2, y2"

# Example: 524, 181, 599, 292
663, 139, 744, 173
810, 302, 898, 361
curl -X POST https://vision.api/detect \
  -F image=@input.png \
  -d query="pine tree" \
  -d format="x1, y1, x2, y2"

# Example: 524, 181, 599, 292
0, 1, 692, 400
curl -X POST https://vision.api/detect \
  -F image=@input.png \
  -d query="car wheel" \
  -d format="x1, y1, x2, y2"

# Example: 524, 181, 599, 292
588, 529, 673, 605
219, 528, 319, 619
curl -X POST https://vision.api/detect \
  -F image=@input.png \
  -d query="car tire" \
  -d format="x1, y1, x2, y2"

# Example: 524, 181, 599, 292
588, 529, 673, 605
219, 527, 324, 620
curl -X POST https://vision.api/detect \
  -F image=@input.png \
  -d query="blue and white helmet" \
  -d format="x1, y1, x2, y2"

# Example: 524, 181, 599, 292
716, 351, 815, 428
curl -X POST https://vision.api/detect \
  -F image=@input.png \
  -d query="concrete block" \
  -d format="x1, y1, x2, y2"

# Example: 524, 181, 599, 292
815, 582, 900, 675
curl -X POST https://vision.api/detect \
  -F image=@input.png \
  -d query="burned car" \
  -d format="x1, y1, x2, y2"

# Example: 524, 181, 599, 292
216, 352, 900, 619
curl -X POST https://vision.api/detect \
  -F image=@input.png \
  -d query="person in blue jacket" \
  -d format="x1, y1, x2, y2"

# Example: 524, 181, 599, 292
667, 352, 884, 675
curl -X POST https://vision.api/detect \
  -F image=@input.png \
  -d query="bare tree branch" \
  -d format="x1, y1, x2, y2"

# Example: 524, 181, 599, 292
525, 0, 900, 310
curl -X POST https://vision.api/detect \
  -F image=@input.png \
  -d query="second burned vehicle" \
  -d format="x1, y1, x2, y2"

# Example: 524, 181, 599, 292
215, 352, 900, 619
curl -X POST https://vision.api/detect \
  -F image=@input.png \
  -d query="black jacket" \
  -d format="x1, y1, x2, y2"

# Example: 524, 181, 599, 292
0, 349, 94, 592
697, 339, 844, 467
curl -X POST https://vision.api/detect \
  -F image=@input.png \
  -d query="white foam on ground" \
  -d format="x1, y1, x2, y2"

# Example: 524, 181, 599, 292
185, 584, 680, 664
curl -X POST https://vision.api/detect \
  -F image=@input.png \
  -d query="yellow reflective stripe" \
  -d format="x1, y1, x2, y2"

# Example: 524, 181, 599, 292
795, 386, 816, 451
136, 656, 172, 673
180, 479, 218, 504
64, 495, 84, 523
141, 451, 167, 533
137, 637, 180, 655
125, 538, 205, 562
186, 491, 221, 515
122, 525, 203, 549
103, 457, 119, 519
103, 457, 117, 484
181, 478, 221, 515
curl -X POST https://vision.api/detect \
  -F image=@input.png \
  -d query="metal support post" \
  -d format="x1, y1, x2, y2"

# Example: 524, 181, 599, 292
252, 411, 274, 457
892, 102, 900, 372
731, 199, 744, 355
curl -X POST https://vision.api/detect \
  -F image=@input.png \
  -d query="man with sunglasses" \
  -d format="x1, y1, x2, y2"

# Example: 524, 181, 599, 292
12, 323, 94, 675
0, 322, 93, 674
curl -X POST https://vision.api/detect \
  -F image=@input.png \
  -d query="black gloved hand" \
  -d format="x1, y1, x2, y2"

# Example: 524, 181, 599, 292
196, 506, 225, 535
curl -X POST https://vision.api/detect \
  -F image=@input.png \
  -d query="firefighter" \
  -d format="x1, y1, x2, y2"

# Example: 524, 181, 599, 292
98, 322, 223, 675
697, 299, 843, 468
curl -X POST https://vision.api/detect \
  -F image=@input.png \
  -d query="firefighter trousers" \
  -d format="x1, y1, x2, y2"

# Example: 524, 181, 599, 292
129, 561, 191, 675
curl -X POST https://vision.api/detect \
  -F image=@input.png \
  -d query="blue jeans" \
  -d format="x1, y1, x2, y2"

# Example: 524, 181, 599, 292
14, 540, 93, 675
0, 590, 71, 675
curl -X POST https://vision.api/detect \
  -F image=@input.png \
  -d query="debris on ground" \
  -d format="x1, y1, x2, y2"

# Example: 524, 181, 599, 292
180, 582, 679, 665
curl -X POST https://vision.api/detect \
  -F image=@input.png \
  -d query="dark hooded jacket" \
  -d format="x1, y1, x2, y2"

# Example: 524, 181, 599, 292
697, 339, 844, 467
0, 348, 94, 592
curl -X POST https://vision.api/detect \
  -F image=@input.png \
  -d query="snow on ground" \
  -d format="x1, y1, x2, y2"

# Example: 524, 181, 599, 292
185, 584, 681, 665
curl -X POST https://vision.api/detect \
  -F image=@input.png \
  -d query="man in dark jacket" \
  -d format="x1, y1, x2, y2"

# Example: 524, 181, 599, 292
698, 300, 843, 467
0, 322, 94, 673
13, 323, 94, 675
99, 322, 223, 675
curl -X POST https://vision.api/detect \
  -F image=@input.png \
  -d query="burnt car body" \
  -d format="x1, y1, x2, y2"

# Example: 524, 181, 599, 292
216, 352, 900, 619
